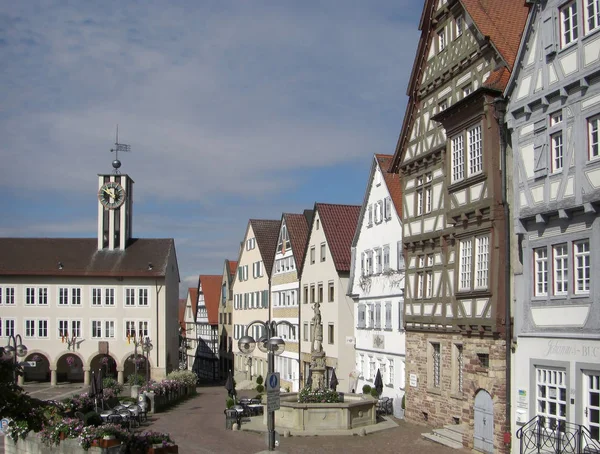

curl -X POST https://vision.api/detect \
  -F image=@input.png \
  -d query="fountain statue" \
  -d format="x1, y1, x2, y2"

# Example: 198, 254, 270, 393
309, 301, 327, 391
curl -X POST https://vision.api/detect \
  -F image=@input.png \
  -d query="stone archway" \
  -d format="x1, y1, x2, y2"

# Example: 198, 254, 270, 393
55, 352, 85, 383
89, 354, 118, 380
122, 351, 151, 384
23, 351, 51, 383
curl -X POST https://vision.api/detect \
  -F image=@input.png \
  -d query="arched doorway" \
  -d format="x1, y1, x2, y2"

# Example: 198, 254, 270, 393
474, 390, 494, 453
89, 354, 117, 380
56, 353, 84, 383
23, 352, 50, 383
123, 352, 149, 384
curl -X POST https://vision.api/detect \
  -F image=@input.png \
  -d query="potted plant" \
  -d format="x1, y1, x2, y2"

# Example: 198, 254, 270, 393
362, 384, 372, 395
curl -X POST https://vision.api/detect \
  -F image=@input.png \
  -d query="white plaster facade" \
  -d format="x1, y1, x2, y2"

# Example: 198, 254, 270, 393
349, 155, 406, 400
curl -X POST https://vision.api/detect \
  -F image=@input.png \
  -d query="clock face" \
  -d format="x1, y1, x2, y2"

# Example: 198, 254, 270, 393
98, 181, 126, 209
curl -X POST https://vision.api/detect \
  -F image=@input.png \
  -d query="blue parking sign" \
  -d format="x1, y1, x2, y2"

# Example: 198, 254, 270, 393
0, 418, 10, 436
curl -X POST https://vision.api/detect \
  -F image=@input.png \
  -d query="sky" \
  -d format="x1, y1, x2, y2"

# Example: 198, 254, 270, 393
0, 1, 421, 297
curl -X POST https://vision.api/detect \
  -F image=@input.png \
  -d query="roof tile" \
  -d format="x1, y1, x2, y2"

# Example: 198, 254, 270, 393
249, 220, 280, 278
316, 203, 361, 272
199, 275, 222, 325
283, 213, 311, 271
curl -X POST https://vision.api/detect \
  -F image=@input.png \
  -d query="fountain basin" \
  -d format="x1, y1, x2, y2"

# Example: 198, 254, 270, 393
265, 393, 377, 432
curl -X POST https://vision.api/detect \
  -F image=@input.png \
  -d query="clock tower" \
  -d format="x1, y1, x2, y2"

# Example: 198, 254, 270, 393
97, 137, 134, 251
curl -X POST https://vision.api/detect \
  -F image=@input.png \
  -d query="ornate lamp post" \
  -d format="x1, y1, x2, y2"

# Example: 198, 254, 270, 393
128, 332, 147, 379
3, 334, 28, 383
142, 337, 153, 382
238, 319, 295, 452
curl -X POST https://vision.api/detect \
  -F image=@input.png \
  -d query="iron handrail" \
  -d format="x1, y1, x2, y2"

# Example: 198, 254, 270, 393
516, 415, 600, 454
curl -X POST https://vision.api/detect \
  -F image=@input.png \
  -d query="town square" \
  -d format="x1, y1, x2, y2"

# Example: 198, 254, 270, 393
1, 0, 600, 453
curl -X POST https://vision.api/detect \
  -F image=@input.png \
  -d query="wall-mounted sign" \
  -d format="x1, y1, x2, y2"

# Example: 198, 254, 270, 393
409, 373, 418, 387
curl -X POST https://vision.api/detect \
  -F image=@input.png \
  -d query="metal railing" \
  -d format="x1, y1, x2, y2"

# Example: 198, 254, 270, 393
516, 415, 600, 454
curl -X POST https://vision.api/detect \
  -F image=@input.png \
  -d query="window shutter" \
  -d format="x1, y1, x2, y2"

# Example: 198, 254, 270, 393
543, 9, 558, 57
533, 121, 548, 178
385, 197, 392, 220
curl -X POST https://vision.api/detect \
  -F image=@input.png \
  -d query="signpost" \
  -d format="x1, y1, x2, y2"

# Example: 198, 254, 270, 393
266, 372, 280, 412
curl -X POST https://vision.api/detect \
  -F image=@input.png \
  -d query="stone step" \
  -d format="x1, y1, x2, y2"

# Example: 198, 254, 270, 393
433, 427, 463, 444
443, 423, 467, 437
422, 432, 464, 450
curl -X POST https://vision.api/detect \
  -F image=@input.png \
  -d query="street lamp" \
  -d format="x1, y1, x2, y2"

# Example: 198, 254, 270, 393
128, 332, 149, 380
142, 337, 153, 382
238, 319, 295, 452
2, 334, 28, 383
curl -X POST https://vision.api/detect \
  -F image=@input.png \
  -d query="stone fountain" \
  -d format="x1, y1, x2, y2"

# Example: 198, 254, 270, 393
309, 301, 327, 391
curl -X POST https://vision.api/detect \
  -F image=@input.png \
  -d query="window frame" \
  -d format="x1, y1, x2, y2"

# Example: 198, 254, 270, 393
560, 0, 579, 48
574, 239, 590, 294
588, 115, 600, 160
586, 0, 600, 33
534, 247, 549, 297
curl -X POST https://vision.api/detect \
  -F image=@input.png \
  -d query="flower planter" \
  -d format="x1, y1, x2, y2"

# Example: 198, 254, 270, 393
148, 445, 178, 453
92, 438, 121, 448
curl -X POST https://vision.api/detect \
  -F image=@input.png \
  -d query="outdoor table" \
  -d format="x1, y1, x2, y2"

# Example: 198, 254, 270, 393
120, 401, 133, 407
248, 404, 263, 416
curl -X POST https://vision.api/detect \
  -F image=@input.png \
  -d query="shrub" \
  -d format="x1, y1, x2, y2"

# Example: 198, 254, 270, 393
83, 411, 102, 427
226, 398, 234, 409
256, 384, 264, 393
126, 374, 145, 387
370, 388, 380, 398
362, 384, 371, 394
298, 384, 342, 403
255, 394, 263, 401
256, 375, 263, 385
166, 370, 197, 387
102, 377, 123, 395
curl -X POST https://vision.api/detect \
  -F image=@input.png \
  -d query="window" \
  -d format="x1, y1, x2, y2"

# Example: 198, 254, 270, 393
92, 321, 103, 339
536, 367, 567, 430
71, 320, 81, 338
318, 283, 323, 303
375, 200, 383, 224
375, 303, 381, 329
426, 270, 433, 298
553, 244, 569, 295
126, 288, 135, 306
246, 238, 255, 250
320, 243, 326, 262
586, 0, 600, 32
459, 239, 473, 290
551, 132, 563, 172
362, 250, 373, 276
38, 320, 48, 338
454, 344, 464, 394
561, 1, 578, 47
388, 359, 394, 386
438, 99, 448, 112
534, 247, 549, 296
385, 302, 392, 329
462, 84, 472, 97
37, 287, 48, 305
455, 15, 463, 38
310, 247, 315, 264
477, 353, 489, 368
367, 204, 373, 226
358, 304, 366, 329
105, 288, 114, 306
303, 286, 308, 304
368, 303, 375, 328
138, 289, 148, 306
437, 27, 446, 52
416, 174, 433, 215
588, 116, 600, 159
451, 134, 465, 183
3, 287, 15, 305
59, 288, 69, 305
310, 285, 315, 304
26, 288, 35, 305
397, 241, 404, 270
71, 288, 81, 305
375, 248, 382, 274
316, 219, 320, 230
328, 324, 334, 344
467, 125, 482, 176
431, 343, 441, 388
25, 320, 35, 338
303, 322, 308, 341
574, 240, 590, 294
328, 281, 334, 302
384, 197, 392, 220
475, 236, 489, 289
383, 245, 390, 272
416, 272, 424, 299
92, 288, 102, 306
369, 357, 375, 381
4, 319, 15, 337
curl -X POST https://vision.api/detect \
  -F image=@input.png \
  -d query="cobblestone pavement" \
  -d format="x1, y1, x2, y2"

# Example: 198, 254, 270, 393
145, 385, 468, 454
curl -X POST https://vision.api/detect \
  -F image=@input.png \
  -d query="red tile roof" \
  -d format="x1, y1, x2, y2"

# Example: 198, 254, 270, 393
249, 219, 281, 278
0, 238, 177, 278
199, 275, 222, 326
460, 0, 529, 73
376, 154, 403, 217
178, 298, 187, 334
283, 212, 311, 272
390, 0, 530, 172
188, 287, 198, 323
316, 203, 361, 272
227, 260, 238, 276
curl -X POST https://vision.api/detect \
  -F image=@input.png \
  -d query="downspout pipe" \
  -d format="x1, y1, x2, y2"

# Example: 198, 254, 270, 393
494, 97, 512, 447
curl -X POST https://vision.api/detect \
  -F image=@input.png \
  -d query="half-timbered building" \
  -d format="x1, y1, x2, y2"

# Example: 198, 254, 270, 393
389, 1, 528, 452
506, 0, 600, 451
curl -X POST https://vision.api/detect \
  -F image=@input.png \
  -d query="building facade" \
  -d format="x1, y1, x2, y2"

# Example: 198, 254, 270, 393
270, 211, 311, 392
192, 275, 220, 381
389, 0, 528, 452
349, 154, 406, 400
218, 259, 237, 379
232, 219, 279, 382
0, 165, 180, 385
506, 0, 600, 450
300, 203, 360, 392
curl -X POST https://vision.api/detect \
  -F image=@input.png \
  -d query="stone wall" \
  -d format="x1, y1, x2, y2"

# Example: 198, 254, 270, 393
405, 332, 508, 453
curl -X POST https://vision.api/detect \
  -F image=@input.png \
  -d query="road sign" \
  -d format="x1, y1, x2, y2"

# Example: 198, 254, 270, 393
266, 372, 280, 392
267, 392, 280, 412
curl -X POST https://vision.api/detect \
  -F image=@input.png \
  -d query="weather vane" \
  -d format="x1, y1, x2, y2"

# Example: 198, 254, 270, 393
110, 125, 131, 174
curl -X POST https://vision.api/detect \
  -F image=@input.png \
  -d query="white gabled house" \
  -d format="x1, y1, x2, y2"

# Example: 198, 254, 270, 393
348, 154, 405, 403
